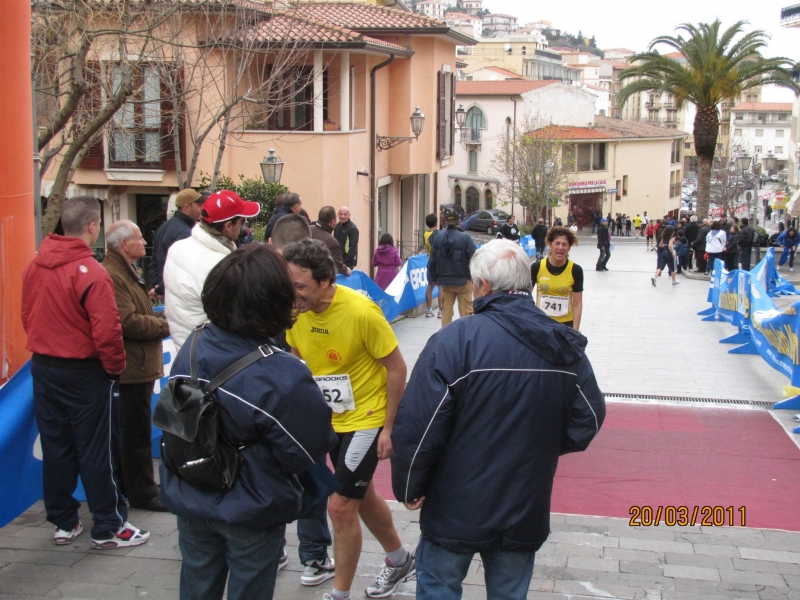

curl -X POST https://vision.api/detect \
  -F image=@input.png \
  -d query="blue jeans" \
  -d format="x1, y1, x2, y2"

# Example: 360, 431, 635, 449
779, 248, 796, 268
280, 494, 332, 563
415, 534, 536, 600
177, 516, 285, 600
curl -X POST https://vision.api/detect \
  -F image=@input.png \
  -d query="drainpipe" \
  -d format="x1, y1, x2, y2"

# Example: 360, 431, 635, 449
370, 54, 395, 278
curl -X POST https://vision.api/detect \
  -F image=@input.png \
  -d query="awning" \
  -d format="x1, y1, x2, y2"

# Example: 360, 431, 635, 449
40, 182, 109, 201
787, 189, 800, 217
568, 186, 605, 195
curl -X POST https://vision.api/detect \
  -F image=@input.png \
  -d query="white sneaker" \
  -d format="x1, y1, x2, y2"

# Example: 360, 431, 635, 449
54, 521, 83, 545
278, 548, 288, 571
91, 521, 150, 549
301, 555, 335, 586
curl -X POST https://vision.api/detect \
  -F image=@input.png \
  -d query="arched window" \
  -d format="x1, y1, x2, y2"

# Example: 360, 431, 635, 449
468, 149, 478, 173
454, 184, 462, 206
484, 188, 494, 209
465, 106, 486, 142
466, 186, 480, 214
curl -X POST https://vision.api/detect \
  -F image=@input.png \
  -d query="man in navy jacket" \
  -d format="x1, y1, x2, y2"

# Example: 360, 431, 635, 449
391, 239, 605, 600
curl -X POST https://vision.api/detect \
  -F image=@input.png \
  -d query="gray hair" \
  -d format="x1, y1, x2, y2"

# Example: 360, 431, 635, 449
470, 239, 532, 292
106, 219, 138, 249
61, 196, 101, 236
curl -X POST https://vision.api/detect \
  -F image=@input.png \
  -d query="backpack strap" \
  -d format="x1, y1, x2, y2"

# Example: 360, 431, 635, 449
205, 343, 276, 394
189, 324, 206, 385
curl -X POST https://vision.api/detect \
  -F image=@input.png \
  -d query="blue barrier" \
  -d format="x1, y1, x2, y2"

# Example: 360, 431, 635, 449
704, 249, 800, 416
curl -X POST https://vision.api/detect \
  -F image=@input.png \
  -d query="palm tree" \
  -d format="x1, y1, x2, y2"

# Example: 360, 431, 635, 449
617, 20, 799, 220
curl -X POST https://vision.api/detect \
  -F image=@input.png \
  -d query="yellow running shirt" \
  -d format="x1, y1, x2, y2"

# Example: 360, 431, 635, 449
634, 216, 642, 229
534, 260, 575, 323
424, 230, 434, 256
286, 285, 398, 433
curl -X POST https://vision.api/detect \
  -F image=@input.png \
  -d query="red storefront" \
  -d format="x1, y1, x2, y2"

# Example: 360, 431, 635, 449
568, 180, 606, 230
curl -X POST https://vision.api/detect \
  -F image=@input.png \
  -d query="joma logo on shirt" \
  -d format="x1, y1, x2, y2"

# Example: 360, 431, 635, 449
311, 326, 329, 334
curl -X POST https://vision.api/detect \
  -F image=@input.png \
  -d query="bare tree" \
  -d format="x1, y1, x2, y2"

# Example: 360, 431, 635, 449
491, 113, 574, 223
32, 0, 184, 233
709, 135, 751, 218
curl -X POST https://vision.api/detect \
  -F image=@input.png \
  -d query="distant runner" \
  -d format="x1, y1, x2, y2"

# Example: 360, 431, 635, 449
531, 226, 583, 330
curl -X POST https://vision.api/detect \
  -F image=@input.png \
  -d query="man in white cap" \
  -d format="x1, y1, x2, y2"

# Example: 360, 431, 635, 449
148, 189, 206, 299
163, 190, 260, 350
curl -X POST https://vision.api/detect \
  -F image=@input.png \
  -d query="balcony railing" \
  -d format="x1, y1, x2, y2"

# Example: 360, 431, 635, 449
645, 101, 661, 109
670, 182, 682, 198
461, 128, 481, 144
663, 102, 677, 109
732, 117, 788, 126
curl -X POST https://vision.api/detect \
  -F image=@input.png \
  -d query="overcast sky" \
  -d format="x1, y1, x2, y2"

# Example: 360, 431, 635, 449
489, 0, 800, 101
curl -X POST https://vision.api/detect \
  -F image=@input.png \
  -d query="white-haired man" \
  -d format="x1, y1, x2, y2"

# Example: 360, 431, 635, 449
102, 221, 170, 512
391, 239, 606, 600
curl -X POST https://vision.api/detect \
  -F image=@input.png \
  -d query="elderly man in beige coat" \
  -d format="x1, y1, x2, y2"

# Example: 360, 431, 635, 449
103, 220, 170, 511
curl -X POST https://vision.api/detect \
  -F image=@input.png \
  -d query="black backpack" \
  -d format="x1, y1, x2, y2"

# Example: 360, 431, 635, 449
153, 324, 277, 492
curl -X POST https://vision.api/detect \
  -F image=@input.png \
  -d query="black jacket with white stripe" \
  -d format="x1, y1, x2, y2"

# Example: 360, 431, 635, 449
159, 323, 337, 528
391, 290, 605, 553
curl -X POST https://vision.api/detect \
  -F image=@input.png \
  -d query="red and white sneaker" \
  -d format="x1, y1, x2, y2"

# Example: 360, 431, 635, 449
54, 521, 83, 545
91, 521, 150, 549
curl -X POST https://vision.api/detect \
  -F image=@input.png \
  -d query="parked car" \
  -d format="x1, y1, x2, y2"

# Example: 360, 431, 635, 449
438, 203, 466, 228
466, 209, 509, 234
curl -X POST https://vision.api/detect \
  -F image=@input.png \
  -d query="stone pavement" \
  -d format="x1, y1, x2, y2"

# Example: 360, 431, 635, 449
2, 240, 800, 600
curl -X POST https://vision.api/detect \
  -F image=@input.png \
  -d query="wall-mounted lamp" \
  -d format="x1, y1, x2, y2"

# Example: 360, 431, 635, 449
376, 107, 426, 152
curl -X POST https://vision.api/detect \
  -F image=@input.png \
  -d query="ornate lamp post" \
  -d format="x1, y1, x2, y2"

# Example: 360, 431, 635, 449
260, 148, 284, 184
376, 107, 426, 151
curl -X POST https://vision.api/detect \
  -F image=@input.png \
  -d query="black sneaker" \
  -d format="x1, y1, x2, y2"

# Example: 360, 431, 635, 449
301, 554, 335, 586
365, 552, 416, 598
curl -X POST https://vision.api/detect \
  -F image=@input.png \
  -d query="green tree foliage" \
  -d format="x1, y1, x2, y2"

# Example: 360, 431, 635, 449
617, 20, 799, 220
199, 171, 289, 227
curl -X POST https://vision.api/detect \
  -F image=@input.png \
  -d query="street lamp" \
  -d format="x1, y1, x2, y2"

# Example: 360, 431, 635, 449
260, 148, 284, 184
376, 106, 426, 151
544, 160, 554, 225
455, 104, 467, 129
763, 151, 778, 174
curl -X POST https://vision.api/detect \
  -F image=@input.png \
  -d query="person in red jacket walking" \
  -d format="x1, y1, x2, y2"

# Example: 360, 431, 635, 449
21, 196, 150, 550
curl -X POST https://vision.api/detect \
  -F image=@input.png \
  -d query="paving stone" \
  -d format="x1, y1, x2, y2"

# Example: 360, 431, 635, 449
718, 568, 787, 587
694, 543, 742, 558
555, 542, 604, 558
619, 561, 664, 576
732, 556, 800, 575
566, 555, 620, 572
739, 547, 800, 564
664, 552, 734, 570
662, 564, 721, 581
549, 531, 619, 548
604, 547, 664, 564
620, 538, 695, 555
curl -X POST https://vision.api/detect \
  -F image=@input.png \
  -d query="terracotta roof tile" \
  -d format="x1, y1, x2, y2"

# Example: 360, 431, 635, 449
294, 2, 445, 30
732, 102, 793, 112
240, 12, 411, 53
444, 12, 481, 20
456, 80, 557, 95
530, 116, 688, 140
484, 66, 526, 78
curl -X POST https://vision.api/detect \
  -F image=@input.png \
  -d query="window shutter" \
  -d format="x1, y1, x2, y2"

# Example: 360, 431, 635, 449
437, 71, 447, 160
450, 72, 456, 156
161, 66, 185, 172
78, 64, 104, 170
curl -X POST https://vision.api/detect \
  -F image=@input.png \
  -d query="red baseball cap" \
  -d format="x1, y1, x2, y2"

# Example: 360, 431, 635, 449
202, 190, 261, 224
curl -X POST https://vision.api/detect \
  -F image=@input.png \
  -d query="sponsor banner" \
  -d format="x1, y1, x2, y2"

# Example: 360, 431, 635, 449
709, 249, 800, 386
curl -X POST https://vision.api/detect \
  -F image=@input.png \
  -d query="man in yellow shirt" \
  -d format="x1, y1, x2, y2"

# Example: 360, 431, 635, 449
284, 239, 413, 600
423, 213, 439, 318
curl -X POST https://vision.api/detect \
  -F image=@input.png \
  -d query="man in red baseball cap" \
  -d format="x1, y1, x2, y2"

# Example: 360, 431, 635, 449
163, 190, 261, 350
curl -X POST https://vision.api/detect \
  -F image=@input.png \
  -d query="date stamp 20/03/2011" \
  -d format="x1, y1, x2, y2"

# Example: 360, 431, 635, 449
629, 506, 746, 527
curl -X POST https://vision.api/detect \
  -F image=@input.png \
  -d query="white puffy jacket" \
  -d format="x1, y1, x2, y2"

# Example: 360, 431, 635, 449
163, 224, 234, 351
705, 229, 727, 254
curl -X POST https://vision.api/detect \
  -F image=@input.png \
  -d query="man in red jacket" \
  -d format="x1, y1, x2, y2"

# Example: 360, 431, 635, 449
22, 196, 150, 550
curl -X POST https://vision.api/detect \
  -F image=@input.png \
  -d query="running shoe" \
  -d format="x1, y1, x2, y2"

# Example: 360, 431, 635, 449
425, 309, 434, 318
301, 555, 335, 586
278, 548, 288, 571
651, 277, 656, 287
437, 310, 442, 318
91, 522, 150, 549
54, 521, 83, 545
365, 553, 416, 598
672, 281, 681, 286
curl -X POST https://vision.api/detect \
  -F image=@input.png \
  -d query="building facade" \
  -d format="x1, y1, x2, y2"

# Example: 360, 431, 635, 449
730, 102, 793, 167
42, 1, 475, 267
481, 13, 519, 37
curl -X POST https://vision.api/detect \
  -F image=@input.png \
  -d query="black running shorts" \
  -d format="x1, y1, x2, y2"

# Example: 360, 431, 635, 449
329, 427, 382, 499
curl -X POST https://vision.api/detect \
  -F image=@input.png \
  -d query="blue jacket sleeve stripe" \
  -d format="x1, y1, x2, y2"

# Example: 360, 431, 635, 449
218, 386, 315, 464
576, 384, 599, 432
404, 387, 452, 503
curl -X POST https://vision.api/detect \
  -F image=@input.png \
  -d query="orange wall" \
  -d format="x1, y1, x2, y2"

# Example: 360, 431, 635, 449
0, 0, 36, 380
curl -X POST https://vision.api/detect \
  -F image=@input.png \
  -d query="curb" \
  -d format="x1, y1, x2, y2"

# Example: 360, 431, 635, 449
680, 270, 710, 281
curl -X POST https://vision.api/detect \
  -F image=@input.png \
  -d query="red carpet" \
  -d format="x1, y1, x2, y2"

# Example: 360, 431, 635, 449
372, 403, 800, 531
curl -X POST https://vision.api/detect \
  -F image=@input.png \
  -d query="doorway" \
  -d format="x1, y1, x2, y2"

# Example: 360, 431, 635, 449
569, 193, 602, 230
